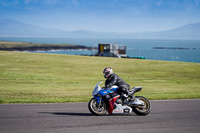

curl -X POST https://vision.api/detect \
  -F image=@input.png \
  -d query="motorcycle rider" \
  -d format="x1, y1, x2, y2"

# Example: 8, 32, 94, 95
103, 67, 133, 99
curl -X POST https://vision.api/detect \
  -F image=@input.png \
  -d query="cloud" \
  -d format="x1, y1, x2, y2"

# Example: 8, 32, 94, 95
0, 0, 20, 7
0, 1, 8, 7
21, 0, 80, 7
157, 1, 162, 6
71, 0, 79, 6
194, 0, 200, 6
42, 0, 59, 6
24, 0, 32, 4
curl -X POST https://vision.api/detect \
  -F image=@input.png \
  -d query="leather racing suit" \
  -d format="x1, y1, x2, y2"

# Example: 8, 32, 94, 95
105, 73, 130, 96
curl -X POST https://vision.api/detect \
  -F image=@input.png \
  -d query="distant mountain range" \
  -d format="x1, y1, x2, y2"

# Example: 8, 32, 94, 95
0, 19, 200, 40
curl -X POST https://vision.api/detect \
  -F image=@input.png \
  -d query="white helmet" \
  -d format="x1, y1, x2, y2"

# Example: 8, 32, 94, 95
103, 67, 113, 78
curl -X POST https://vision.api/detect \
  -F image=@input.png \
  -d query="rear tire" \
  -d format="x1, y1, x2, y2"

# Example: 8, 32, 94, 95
88, 98, 107, 116
132, 96, 151, 115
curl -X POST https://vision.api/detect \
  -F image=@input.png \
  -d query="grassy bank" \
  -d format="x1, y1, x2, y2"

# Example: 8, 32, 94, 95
0, 51, 199, 103
0, 41, 88, 51
0, 40, 71, 47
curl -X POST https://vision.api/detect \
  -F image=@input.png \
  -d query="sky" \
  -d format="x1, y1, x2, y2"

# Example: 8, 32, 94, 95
0, 0, 200, 33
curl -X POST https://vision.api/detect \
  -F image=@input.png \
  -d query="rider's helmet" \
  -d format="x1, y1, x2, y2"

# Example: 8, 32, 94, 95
103, 67, 113, 78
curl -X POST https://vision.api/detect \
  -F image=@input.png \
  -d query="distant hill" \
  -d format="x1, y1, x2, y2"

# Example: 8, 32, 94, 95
0, 19, 71, 37
0, 19, 200, 39
150, 23, 200, 39
0, 19, 106, 38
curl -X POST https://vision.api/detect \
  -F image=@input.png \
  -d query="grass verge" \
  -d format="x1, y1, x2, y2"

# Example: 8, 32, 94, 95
0, 40, 73, 47
0, 51, 199, 103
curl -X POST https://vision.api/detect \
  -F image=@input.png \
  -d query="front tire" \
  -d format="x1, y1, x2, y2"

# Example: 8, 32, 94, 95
88, 98, 107, 116
132, 96, 151, 115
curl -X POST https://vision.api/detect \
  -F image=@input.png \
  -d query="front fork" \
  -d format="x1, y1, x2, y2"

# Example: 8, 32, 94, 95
93, 96, 102, 106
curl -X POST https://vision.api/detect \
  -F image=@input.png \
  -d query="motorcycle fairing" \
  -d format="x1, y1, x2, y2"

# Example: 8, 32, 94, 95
93, 96, 101, 104
108, 95, 120, 114
112, 104, 132, 114
107, 92, 133, 114
93, 91, 118, 105
98, 89, 111, 96
110, 86, 118, 92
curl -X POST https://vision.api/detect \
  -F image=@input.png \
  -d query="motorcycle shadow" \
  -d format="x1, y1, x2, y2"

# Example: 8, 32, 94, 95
38, 112, 92, 116
38, 112, 137, 116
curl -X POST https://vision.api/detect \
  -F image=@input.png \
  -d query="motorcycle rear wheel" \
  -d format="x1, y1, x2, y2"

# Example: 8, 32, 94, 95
132, 96, 151, 115
88, 98, 107, 116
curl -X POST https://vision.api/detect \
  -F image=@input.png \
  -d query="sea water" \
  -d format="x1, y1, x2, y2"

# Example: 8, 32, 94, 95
0, 37, 200, 63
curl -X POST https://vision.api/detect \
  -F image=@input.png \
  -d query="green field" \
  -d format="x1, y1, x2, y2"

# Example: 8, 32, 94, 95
0, 40, 73, 48
0, 51, 200, 103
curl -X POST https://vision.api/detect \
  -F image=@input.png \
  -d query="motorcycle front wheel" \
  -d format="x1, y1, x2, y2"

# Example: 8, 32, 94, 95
132, 96, 151, 115
88, 98, 107, 116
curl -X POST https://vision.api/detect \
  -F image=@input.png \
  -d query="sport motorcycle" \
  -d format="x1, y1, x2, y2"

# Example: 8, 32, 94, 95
88, 81, 151, 116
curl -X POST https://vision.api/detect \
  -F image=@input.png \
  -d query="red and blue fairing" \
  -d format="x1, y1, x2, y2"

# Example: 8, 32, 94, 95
108, 93, 120, 114
93, 89, 113, 104
93, 85, 120, 114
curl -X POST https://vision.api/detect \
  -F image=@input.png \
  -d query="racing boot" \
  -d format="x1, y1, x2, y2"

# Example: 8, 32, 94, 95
128, 90, 135, 101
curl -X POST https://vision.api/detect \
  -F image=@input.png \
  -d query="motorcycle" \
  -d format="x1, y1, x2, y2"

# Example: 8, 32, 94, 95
88, 81, 151, 116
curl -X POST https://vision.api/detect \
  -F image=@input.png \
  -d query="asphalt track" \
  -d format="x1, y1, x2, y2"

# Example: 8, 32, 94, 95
0, 99, 200, 133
